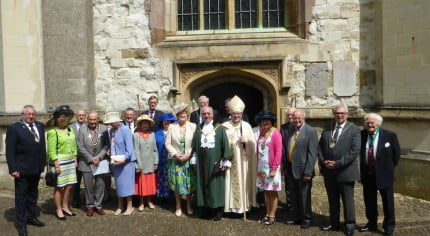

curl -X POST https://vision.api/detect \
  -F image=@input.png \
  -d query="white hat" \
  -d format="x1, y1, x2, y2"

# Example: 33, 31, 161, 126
173, 103, 188, 115
103, 111, 122, 124
229, 95, 245, 113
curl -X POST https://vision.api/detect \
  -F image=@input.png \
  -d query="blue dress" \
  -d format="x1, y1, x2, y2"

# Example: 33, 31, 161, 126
154, 128, 171, 198
110, 124, 136, 197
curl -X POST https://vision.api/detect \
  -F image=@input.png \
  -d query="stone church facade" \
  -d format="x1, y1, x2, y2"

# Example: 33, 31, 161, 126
1, 0, 429, 164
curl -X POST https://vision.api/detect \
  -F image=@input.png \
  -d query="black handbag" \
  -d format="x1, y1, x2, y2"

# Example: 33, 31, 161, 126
45, 168, 57, 187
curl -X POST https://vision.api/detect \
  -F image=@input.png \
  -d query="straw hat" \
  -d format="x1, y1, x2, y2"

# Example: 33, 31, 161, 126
46, 105, 74, 127
173, 103, 188, 115
229, 95, 245, 113
103, 111, 122, 124
135, 114, 155, 130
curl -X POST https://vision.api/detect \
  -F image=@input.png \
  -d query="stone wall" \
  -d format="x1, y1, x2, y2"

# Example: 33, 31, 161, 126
0, 0, 45, 112
93, 0, 172, 113
381, 0, 430, 106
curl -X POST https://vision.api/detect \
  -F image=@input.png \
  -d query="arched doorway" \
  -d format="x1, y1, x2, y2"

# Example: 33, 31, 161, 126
202, 82, 263, 127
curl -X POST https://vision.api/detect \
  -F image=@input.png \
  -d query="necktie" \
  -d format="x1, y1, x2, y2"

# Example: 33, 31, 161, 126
288, 130, 300, 162
92, 127, 97, 141
29, 123, 40, 142
367, 133, 376, 175
128, 123, 131, 130
333, 125, 340, 142
150, 111, 154, 119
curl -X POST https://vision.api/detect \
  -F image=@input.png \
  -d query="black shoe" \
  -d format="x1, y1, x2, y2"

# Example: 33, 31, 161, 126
321, 225, 340, 231
301, 221, 311, 229
287, 219, 301, 225
213, 211, 223, 221
55, 213, 66, 220
62, 209, 76, 216
27, 218, 45, 227
17, 226, 27, 236
359, 226, 377, 232
345, 229, 354, 236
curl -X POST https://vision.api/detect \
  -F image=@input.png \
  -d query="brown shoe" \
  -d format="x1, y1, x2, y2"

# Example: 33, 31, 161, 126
95, 208, 105, 215
86, 208, 94, 216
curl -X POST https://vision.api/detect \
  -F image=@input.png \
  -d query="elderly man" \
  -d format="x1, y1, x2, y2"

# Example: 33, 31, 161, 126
280, 107, 297, 210
77, 112, 109, 216
319, 105, 361, 236
6, 105, 46, 236
222, 96, 257, 215
191, 106, 232, 221
285, 110, 318, 229
358, 113, 400, 236
190, 95, 219, 125
70, 109, 87, 208
122, 108, 137, 133
142, 95, 164, 131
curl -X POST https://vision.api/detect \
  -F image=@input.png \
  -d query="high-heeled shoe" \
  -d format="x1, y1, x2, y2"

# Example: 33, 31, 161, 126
175, 209, 182, 217
62, 209, 76, 216
55, 212, 66, 220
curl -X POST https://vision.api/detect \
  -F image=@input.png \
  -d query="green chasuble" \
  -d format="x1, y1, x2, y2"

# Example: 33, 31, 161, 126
193, 124, 232, 208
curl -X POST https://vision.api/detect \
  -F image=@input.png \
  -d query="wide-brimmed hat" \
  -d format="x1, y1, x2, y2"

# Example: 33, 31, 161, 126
255, 110, 276, 124
46, 105, 74, 127
229, 95, 245, 113
161, 113, 178, 122
173, 103, 188, 115
135, 114, 155, 130
103, 111, 122, 124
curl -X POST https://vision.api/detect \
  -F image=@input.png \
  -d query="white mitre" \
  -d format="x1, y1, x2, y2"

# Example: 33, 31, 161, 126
229, 95, 245, 113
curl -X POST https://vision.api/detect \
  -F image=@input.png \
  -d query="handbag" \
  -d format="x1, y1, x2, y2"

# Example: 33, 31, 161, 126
45, 168, 57, 187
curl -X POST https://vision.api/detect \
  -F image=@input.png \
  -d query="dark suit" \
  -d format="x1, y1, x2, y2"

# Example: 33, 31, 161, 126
280, 122, 293, 207
318, 121, 361, 231
70, 122, 84, 206
6, 120, 46, 227
360, 128, 400, 234
190, 108, 219, 125
285, 123, 318, 223
142, 109, 164, 130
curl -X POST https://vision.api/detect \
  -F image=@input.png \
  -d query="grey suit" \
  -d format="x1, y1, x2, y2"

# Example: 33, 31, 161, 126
285, 123, 318, 223
70, 122, 85, 206
318, 121, 361, 231
77, 124, 109, 209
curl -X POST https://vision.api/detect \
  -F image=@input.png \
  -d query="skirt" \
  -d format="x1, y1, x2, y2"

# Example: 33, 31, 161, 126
135, 172, 157, 196
112, 161, 135, 197
168, 159, 195, 195
50, 153, 77, 187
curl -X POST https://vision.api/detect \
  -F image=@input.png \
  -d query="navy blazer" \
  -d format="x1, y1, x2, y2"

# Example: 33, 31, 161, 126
318, 121, 361, 182
142, 109, 164, 130
6, 121, 46, 175
360, 128, 400, 189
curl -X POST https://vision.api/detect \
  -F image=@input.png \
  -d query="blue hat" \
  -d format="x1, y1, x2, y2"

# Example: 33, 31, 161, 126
161, 113, 178, 122
255, 110, 276, 124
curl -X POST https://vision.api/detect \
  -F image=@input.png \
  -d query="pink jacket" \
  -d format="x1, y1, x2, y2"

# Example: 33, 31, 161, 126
258, 128, 283, 170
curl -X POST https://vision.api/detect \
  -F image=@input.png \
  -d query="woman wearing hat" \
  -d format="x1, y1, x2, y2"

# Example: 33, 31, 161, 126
154, 113, 177, 200
134, 114, 159, 211
255, 110, 282, 225
104, 111, 136, 216
165, 103, 196, 216
47, 105, 77, 220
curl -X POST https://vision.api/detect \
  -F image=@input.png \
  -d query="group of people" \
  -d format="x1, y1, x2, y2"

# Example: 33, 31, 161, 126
6, 95, 400, 236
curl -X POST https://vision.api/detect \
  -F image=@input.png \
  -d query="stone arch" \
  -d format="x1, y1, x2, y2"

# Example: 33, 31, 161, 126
178, 68, 281, 126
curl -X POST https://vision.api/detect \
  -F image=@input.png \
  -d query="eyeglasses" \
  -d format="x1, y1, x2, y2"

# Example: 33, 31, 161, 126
334, 112, 346, 115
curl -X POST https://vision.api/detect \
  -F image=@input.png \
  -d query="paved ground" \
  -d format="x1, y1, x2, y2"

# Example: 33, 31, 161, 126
1, 176, 430, 236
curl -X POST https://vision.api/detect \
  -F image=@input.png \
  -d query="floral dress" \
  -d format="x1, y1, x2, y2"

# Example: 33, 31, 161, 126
256, 130, 282, 191
167, 132, 195, 195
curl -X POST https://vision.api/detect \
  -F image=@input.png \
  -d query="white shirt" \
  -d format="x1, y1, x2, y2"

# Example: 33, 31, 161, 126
24, 122, 40, 138
333, 121, 346, 142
